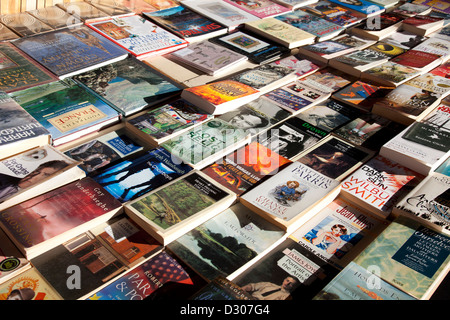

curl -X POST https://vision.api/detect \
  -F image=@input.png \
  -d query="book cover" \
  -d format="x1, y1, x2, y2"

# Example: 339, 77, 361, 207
87, 14, 188, 58
0, 227, 31, 285
341, 155, 424, 218
300, 39, 353, 57
161, 119, 249, 168
167, 202, 286, 281
223, 0, 290, 19
383, 30, 427, 49
290, 197, 389, 269
87, 251, 193, 300
88, 0, 135, 17
413, 38, 450, 60
304, 1, 366, 27
392, 2, 431, 16
327, 0, 384, 16
352, 12, 403, 32
9, 79, 120, 147
201, 141, 291, 195
93, 147, 193, 202
314, 261, 417, 300
73, 57, 182, 116
411, 0, 450, 14
143, 5, 227, 41
362, 61, 422, 87
12, 25, 128, 79
56, 1, 109, 21
402, 14, 443, 27
0, 12, 54, 37
332, 80, 389, 112
0, 177, 122, 259
0, 24, 19, 41
232, 238, 339, 300
391, 50, 443, 69
190, 276, 253, 300
352, 215, 450, 299
0, 42, 57, 93
304, 67, 354, 92
27, 5, 83, 29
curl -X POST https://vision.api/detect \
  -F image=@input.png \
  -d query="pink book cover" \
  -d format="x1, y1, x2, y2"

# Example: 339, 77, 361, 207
223, 0, 290, 18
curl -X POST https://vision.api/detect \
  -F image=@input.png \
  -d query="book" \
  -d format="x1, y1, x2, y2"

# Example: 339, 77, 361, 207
160, 119, 250, 169
0, 91, 50, 161
372, 73, 450, 125
352, 215, 450, 300
412, 37, 450, 62
167, 202, 286, 281
11, 25, 129, 79
0, 42, 57, 94
143, 5, 227, 43
208, 30, 291, 65
62, 127, 145, 174
9, 79, 121, 147
0, 267, 62, 300
0, 23, 19, 41
244, 18, 316, 49
240, 161, 341, 231
169, 40, 248, 76
402, 14, 445, 36
180, 80, 260, 115
124, 170, 237, 245
274, 9, 344, 42
0, 227, 31, 285
232, 238, 339, 299
383, 30, 427, 50
88, 0, 135, 18
86, 14, 188, 59
92, 0, 158, 14
73, 57, 182, 116
303, 1, 366, 28
412, 0, 450, 14
390, 49, 444, 72
56, 1, 110, 22
430, 24, 450, 41
92, 147, 193, 203
393, 172, 450, 235
295, 136, 374, 180
271, 0, 319, 10
27, 5, 83, 29
0, 144, 85, 211
313, 261, 417, 300
125, 99, 212, 146
365, 0, 398, 9
340, 154, 424, 219
290, 197, 389, 269
180, 0, 259, 31
361, 61, 423, 87
327, 0, 385, 17
201, 140, 291, 195
0, 177, 122, 259
190, 276, 254, 300
0, 12, 54, 37
349, 12, 404, 40
86, 251, 194, 300
223, 0, 290, 19
31, 215, 163, 300
436, 156, 450, 176
392, 2, 432, 17
303, 66, 355, 92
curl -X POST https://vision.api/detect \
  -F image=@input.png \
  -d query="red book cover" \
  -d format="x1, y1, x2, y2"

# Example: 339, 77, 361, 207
391, 50, 441, 68
403, 15, 443, 26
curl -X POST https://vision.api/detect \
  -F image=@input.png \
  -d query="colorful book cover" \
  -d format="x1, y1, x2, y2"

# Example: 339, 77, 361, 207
73, 58, 182, 116
201, 141, 291, 195
403, 14, 443, 26
11, 25, 128, 79
391, 50, 443, 69
93, 147, 193, 202
392, 2, 431, 16
87, 14, 188, 58
414, 38, 450, 59
301, 40, 353, 57
305, 68, 353, 92
332, 80, 387, 111
412, 0, 450, 14
143, 5, 227, 40
353, 215, 450, 300
364, 61, 422, 86
304, 1, 365, 27
0, 227, 30, 284
87, 251, 193, 300
167, 202, 286, 281
327, 0, 384, 16
0, 42, 56, 93
352, 12, 403, 31
223, 0, 290, 18
8, 79, 120, 146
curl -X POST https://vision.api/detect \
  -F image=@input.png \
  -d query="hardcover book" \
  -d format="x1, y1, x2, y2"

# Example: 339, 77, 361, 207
160, 119, 250, 169
340, 155, 424, 219
0, 12, 54, 37
240, 161, 341, 231
124, 170, 237, 245
303, 1, 366, 27
9, 79, 121, 147
352, 215, 450, 300
12, 25, 129, 79
201, 140, 291, 195
223, 0, 290, 19
92, 147, 193, 203
73, 57, 182, 116
87, 14, 188, 59
167, 202, 286, 281
27, 5, 83, 29
0, 91, 50, 161
289, 197, 389, 269
0, 177, 123, 259
0, 42, 57, 93
143, 5, 227, 42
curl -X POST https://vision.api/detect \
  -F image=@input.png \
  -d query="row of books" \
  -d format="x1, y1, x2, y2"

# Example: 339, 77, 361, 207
0, 0, 449, 301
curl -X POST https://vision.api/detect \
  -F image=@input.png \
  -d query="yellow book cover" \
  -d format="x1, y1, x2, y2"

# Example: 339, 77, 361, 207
185, 80, 259, 105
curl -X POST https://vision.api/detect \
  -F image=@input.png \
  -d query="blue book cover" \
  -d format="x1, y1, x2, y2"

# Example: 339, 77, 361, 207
328, 0, 384, 15
92, 147, 193, 202
11, 25, 128, 78
8, 79, 120, 146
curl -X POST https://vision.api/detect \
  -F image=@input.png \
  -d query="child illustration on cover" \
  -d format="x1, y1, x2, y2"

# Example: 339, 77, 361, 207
273, 180, 306, 205
311, 224, 349, 255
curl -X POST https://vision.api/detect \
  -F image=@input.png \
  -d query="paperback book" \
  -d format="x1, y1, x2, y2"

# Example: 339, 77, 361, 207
124, 170, 237, 245
392, 2, 432, 17
87, 14, 188, 59
402, 14, 445, 36
223, 0, 290, 19
390, 49, 443, 72
361, 61, 423, 87
383, 30, 427, 50
0, 227, 31, 285
190, 276, 253, 300
303, 1, 366, 27
271, 0, 319, 10
413, 38, 450, 61
349, 12, 404, 40
327, 0, 385, 17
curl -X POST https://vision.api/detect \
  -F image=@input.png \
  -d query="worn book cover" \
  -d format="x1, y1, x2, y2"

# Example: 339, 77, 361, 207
93, 147, 193, 202
167, 202, 286, 281
73, 57, 182, 116
0, 12, 54, 37
12, 25, 128, 79
9, 79, 120, 147
87, 14, 188, 58
202, 141, 291, 195
223, 0, 290, 18
0, 42, 57, 93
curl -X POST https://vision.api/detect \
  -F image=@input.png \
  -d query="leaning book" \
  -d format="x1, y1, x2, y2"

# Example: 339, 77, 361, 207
0, 177, 122, 260
124, 170, 237, 245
